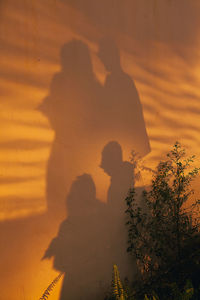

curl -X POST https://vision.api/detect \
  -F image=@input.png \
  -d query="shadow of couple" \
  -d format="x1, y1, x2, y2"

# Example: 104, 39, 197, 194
40, 37, 150, 299
42, 141, 135, 300
38, 38, 150, 218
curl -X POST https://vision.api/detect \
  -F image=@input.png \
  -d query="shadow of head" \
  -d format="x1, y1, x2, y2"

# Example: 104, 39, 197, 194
100, 141, 123, 176
60, 40, 93, 76
67, 173, 97, 216
97, 37, 121, 72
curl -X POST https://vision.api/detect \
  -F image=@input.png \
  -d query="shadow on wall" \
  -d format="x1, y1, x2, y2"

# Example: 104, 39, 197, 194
38, 38, 150, 217
42, 142, 136, 300
0, 36, 149, 300
2, 2, 200, 299
97, 37, 150, 153
38, 40, 102, 218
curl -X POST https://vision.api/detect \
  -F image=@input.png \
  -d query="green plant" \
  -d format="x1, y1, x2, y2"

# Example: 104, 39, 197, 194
143, 279, 194, 300
144, 295, 158, 300
108, 265, 197, 299
125, 142, 200, 280
39, 272, 63, 300
112, 264, 128, 300
167, 279, 194, 300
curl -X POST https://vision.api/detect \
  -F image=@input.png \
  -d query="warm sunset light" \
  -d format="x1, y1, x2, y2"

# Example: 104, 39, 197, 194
1, 0, 200, 299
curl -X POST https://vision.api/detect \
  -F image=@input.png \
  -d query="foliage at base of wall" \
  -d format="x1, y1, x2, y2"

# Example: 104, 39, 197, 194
105, 142, 200, 300
105, 263, 199, 300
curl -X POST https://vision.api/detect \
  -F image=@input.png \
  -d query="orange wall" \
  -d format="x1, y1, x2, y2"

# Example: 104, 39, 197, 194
1, 1, 200, 299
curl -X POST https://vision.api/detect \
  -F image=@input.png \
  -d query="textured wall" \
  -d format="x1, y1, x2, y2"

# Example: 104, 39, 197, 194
0, 1, 200, 299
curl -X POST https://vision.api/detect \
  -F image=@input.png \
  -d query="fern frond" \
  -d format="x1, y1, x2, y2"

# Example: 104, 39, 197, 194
112, 265, 127, 300
39, 272, 63, 300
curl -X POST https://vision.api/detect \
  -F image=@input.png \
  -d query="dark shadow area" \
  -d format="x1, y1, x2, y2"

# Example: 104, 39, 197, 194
38, 38, 150, 218
43, 142, 136, 299
43, 174, 108, 300
1, 2, 200, 299
97, 37, 150, 156
99, 141, 136, 280
38, 40, 102, 218
38, 36, 150, 298
0, 36, 150, 299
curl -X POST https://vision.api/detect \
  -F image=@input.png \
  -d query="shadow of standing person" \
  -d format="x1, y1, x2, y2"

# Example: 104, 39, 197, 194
42, 174, 107, 300
38, 40, 102, 219
98, 37, 150, 158
100, 141, 135, 280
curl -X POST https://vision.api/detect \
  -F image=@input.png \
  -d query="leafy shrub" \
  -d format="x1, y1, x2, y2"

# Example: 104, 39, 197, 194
108, 264, 196, 300
125, 142, 200, 281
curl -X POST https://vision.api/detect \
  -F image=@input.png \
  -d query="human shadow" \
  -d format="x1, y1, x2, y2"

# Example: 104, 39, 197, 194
100, 141, 135, 280
42, 141, 136, 299
38, 37, 150, 219
38, 40, 102, 218
97, 37, 150, 157
42, 173, 108, 300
